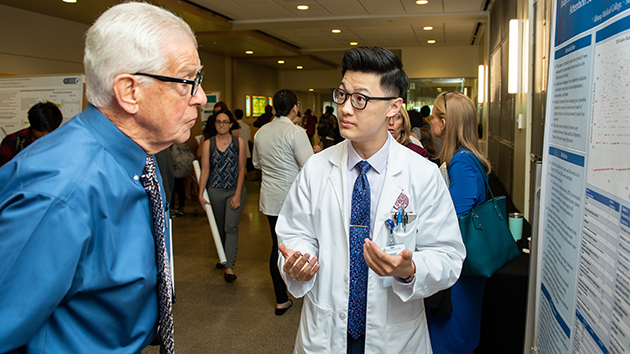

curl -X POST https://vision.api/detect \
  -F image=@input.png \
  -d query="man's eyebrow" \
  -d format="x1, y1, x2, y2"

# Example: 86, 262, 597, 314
339, 82, 371, 94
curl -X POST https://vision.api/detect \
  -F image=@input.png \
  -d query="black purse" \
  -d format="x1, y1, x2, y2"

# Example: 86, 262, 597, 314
458, 151, 520, 277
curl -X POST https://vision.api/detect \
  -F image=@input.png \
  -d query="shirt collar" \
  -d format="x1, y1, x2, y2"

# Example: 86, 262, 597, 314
347, 134, 391, 174
79, 104, 148, 180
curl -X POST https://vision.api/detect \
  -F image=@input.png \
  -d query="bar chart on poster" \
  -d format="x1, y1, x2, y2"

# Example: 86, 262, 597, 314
536, 1, 630, 354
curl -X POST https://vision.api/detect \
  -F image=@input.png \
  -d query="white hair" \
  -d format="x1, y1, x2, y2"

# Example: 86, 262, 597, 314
84, 2, 197, 108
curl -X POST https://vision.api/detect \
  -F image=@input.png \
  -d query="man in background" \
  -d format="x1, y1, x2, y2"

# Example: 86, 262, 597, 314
0, 102, 62, 167
0, 2, 206, 353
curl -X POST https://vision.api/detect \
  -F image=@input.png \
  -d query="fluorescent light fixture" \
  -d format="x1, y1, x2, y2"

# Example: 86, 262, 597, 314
245, 50, 254, 55
508, 19, 523, 94
416, 0, 428, 4
478, 65, 485, 103
350, 42, 358, 46
423, 26, 433, 31
63, 0, 77, 2
278, 60, 285, 64
309, 89, 314, 91
297, 66, 303, 69
427, 39, 436, 44
297, 5, 309, 10
332, 29, 341, 33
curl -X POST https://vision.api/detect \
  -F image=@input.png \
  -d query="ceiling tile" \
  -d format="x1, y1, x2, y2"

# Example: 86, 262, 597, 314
358, 0, 405, 15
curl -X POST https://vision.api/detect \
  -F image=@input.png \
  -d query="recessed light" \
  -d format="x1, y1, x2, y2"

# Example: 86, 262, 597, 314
245, 50, 254, 54
350, 42, 358, 46
297, 66, 303, 69
423, 26, 433, 31
309, 89, 314, 91
278, 60, 285, 64
297, 5, 309, 10
416, 0, 428, 4
332, 29, 341, 33
427, 39, 436, 44
63, 0, 77, 3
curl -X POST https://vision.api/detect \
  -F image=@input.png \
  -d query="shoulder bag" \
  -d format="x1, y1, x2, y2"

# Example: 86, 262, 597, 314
458, 151, 520, 277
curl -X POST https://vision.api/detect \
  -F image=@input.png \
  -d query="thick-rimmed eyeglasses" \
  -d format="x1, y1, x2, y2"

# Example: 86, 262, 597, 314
132, 69, 204, 96
215, 120, 231, 126
331, 88, 397, 110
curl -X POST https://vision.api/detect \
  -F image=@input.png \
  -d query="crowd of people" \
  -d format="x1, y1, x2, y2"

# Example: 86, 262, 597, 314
0, 3, 492, 354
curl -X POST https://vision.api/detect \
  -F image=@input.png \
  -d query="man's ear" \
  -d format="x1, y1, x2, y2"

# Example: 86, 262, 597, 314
112, 74, 140, 115
386, 97, 403, 118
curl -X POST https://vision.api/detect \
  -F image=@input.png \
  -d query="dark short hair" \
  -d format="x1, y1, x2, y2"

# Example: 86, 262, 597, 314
265, 105, 273, 114
341, 46, 408, 98
28, 102, 63, 132
305, 109, 312, 115
420, 105, 430, 117
272, 90, 298, 117
325, 106, 334, 113
215, 109, 240, 130
214, 101, 228, 112
234, 109, 244, 119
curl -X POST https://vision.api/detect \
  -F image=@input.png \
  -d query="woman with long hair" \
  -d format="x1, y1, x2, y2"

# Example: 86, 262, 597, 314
387, 107, 428, 157
426, 91, 491, 354
198, 109, 247, 282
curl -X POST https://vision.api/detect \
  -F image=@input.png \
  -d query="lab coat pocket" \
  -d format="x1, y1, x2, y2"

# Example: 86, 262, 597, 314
296, 294, 332, 353
391, 222, 419, 250
385, 307, 431, 354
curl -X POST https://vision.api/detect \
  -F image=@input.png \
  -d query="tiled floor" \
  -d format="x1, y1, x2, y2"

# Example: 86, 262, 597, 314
142, 177, 301, 354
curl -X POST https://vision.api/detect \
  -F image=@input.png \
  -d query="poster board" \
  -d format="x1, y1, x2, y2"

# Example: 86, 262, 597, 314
0, 75, 85, 139
200, 91, 220, 132
535, 1, 630, 353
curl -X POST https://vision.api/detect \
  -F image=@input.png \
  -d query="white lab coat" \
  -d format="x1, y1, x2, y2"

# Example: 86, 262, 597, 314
277, 139, 465, 354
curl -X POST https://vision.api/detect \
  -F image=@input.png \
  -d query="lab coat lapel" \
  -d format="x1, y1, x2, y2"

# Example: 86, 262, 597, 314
373, 143, 404, 246
328, 141, 349, 232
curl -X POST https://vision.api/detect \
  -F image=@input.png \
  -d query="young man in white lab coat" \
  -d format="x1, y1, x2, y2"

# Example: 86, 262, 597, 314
276, 46, 466, 354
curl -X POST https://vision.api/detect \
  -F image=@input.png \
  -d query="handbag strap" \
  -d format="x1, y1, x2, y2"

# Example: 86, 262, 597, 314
458, 150, 495, 201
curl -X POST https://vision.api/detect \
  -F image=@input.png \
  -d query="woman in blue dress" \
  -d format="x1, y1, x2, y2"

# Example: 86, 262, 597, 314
198, 110, 247, 282
426, 91, 492, 354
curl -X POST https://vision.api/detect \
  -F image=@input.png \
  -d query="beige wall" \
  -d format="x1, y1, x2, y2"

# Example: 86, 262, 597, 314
0, 5, 86, 75
402, 46, 481, 78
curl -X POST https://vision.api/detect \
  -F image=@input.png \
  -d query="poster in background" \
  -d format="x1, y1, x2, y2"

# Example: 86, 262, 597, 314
200, 91, 220, 132
536, 1, 630, 354
0, 75, 84, 139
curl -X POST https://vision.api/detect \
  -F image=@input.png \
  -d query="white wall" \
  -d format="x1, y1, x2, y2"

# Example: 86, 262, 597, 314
402, 46, 481, 78
0, 4, 86, 75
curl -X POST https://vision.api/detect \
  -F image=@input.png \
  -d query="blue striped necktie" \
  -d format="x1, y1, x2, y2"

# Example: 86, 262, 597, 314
140, 155, 174, 354
348, 160, 371, 340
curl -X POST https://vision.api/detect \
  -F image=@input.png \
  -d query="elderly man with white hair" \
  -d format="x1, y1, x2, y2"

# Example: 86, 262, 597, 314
0, 2, 206, 353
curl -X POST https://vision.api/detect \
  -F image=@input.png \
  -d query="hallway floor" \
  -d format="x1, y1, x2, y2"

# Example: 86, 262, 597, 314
142, 177, 301, 354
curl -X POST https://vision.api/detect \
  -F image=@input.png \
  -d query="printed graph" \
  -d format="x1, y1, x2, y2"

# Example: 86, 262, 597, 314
589, 33, 630, 203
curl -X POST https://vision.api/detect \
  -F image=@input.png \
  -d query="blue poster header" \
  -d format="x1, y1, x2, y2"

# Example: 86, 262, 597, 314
555, 35, 592, 59
622, 206, 630, 228
596, 12, 630, 42
549, 146, 585, 167
556, 0, 630, 46
586, 188, 621, 212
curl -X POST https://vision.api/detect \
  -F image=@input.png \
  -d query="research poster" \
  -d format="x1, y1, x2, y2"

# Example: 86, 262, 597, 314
0, 75, 84, 139
536, 1, 630, 354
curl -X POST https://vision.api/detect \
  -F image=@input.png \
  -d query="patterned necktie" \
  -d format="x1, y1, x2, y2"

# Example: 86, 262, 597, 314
348, 160, 371, 340
140, 155, 174, 354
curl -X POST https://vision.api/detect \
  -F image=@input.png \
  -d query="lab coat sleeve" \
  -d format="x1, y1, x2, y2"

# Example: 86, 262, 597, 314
275, 165, 319, 298
392, 166, 465, 302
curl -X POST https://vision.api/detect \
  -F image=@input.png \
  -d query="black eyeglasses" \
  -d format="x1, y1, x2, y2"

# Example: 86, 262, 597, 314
331, 88, 398, 110
132, 69, 204, 96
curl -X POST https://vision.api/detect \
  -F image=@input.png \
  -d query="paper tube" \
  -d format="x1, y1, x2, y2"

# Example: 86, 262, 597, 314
193, 160, 227, 264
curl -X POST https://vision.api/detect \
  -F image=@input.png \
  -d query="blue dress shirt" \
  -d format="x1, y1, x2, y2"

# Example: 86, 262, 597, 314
0, 104, 166, 353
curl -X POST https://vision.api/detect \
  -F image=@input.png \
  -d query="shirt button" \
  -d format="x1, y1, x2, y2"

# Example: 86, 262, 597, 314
344, 273, 349, 281
339, 312, 346, 320
134, 175, 139, 181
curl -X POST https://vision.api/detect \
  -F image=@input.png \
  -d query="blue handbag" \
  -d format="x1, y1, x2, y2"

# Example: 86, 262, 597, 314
457, 151, 520, 277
